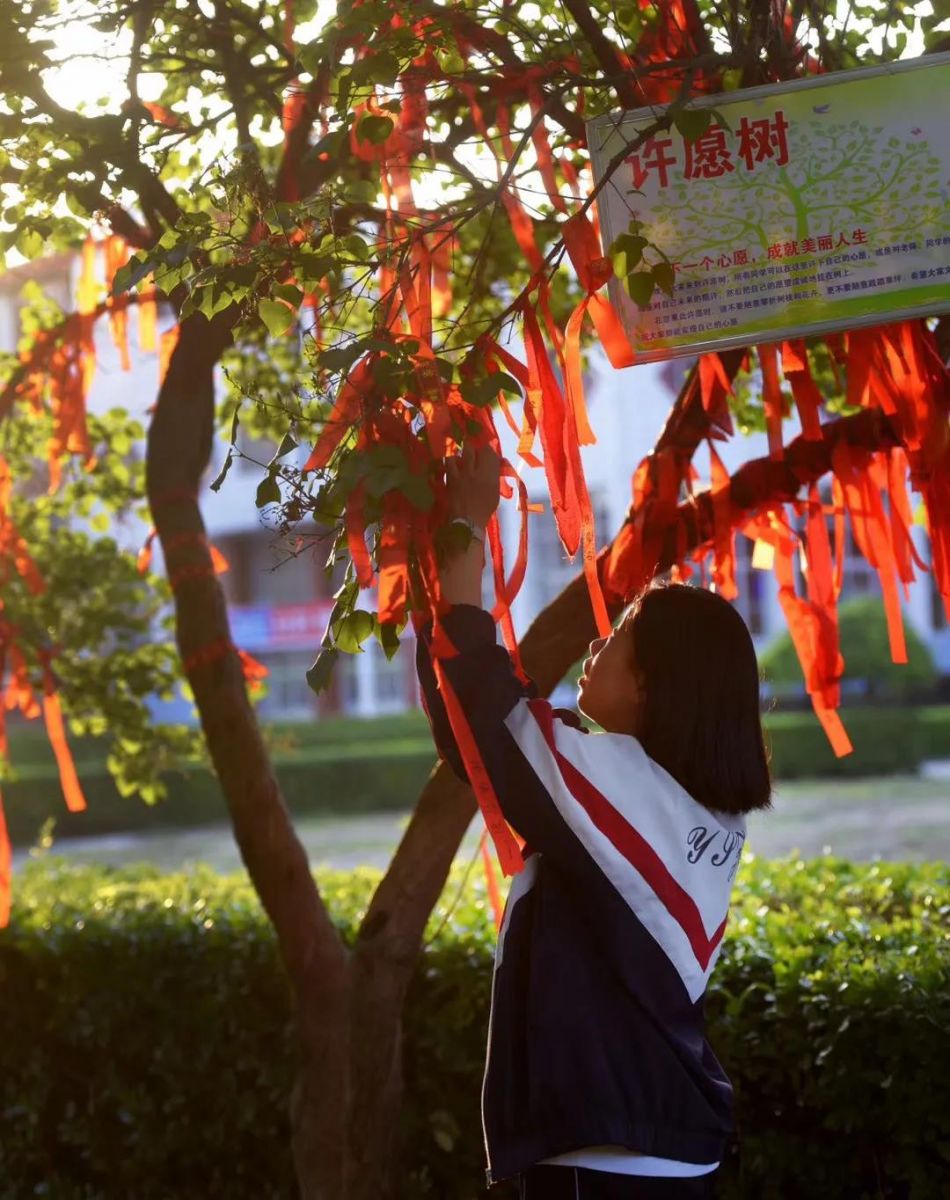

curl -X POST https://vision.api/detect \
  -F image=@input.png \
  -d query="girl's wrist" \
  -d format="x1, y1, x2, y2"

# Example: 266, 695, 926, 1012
448, 516, 487, 544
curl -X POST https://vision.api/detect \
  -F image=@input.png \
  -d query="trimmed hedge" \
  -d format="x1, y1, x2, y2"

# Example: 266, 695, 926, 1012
918, 705, 950, 761
3, 712, 440, 845
2, 727, 436, 845
760, 597, 939, 702
5, 706, 950, 846
0, 855, 947, 1199
766, 704, 950, 777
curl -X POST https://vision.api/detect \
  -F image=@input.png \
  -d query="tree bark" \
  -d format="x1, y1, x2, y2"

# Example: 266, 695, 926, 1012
146, 311, 362, 1199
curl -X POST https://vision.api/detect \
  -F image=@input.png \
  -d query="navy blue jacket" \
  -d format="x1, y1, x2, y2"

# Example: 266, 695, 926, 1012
416, 605, 745, 1186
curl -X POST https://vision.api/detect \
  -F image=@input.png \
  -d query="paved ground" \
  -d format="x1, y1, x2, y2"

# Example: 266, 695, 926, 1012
12, 773, 950, 877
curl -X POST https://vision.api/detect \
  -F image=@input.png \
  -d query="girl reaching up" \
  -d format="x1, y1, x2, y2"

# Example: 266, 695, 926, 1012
415, 444, 771, 1199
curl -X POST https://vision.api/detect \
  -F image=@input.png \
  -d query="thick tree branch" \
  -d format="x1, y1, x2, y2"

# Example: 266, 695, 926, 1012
146, 309, 353, 1194
362, 402, 902, 973
358, 340, 746, 967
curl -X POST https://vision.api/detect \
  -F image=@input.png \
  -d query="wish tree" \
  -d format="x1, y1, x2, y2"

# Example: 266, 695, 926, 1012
1, 1, 948, 1195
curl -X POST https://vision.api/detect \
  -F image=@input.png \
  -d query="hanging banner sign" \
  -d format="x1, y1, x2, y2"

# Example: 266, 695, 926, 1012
587, 53, 950, 363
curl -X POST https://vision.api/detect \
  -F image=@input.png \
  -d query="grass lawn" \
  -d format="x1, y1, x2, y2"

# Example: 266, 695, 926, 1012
12, 774, 949, 878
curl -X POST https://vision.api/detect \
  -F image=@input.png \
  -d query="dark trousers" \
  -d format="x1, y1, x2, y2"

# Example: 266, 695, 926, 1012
518, 1164, 718, 1199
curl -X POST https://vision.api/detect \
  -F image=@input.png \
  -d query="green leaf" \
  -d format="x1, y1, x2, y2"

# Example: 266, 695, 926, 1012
336, 69, 352, 116
492, 371, 522, 397
459, 375, 499, 408
15, 228, 45, 259
434, 358, 455, 384
255, 472, 281, 508
332, 608, 376, 653
306, 647, 339, 694
262, 204, 298, 234
319, 342, 364, 373
653, 262, 675, 297
400, 473, 434, 511
625, 271, 656, 308
228, 405, 241, 446
375, 620, 401, 661
343, 233, 369, 261
272, 431, 298, 460
371, 353, 409, 395
673, 108, 713, 143
258, 299, 297, 337
368, 443, 406, 470
365, 465, 406, 498
707, 106, 733, 134
274, 283, 304, 307
356, 114, 394, 145
297, 253, 332, 284
357, 52, 401, 87
111, 260, 144, 297
611, 232, 649, 278
209, 449, 234, 493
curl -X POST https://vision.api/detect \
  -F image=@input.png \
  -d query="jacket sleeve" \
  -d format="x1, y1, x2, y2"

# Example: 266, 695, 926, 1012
416, 604, 744, 1006
415, 603, 599, 859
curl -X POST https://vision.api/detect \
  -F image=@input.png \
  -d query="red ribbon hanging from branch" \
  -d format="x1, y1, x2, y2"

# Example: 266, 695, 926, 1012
832, 442, 908, 665
757, 343, 785, 461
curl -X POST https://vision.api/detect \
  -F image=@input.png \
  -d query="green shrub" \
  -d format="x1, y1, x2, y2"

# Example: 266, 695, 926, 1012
2, 721, 436, 846
765, 706, 928, 777
918, 706, 950, 761
760, 597, 938, 702
6, 700, 948, 850
0, 856, 947, 1199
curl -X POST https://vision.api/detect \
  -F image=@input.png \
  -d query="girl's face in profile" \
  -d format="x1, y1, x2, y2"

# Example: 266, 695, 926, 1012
577, 624, 644, 736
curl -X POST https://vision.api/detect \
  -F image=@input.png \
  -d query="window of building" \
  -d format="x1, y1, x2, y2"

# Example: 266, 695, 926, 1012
255, 651, 318, 720
372, 641, 409, 709
336, 638, 410, 716
218, 530, 323, 607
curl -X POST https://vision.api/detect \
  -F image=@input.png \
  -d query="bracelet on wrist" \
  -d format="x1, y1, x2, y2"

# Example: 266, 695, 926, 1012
448, 517, 486, 546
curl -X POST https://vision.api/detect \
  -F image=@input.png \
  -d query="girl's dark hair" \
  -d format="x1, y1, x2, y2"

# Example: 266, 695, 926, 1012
623, 582, 771, 815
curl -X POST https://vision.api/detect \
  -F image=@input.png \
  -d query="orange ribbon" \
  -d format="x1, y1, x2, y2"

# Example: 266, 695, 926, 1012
757, 343, 784, 461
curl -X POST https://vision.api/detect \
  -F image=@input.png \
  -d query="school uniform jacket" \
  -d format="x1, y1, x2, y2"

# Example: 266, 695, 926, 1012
415, 604, 746, 1187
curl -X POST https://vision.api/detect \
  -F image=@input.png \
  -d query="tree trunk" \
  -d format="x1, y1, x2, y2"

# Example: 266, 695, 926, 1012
146, 314, 899, 1198
146, 311, 357, 1198
145, 310, 468, 1199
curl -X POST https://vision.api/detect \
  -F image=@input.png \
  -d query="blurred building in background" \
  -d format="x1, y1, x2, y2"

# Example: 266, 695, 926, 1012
2, 247, 947, 722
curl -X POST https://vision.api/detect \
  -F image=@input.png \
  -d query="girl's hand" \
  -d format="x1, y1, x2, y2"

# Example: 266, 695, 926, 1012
445, 443, 501, 527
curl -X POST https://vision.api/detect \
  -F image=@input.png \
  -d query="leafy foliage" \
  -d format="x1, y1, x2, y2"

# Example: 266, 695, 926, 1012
761, 596, 938, 701
0, 347, 205, 802
6, 0, 945, 686
0, 854, 946, 1198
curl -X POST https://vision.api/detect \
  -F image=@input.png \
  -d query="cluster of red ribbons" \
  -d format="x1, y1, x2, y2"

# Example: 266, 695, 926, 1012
0, 238, 265, 926
7, 0, 950, 927
290, 6, 950, 900
603, 323, 949, 757
0, 455, 86, 925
